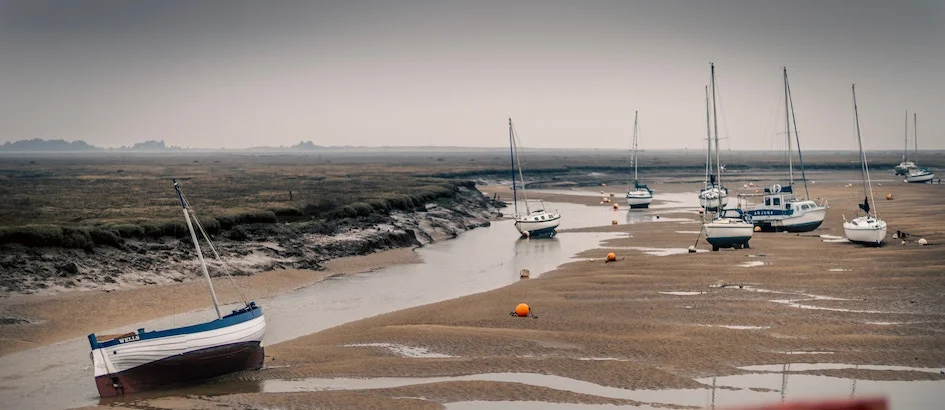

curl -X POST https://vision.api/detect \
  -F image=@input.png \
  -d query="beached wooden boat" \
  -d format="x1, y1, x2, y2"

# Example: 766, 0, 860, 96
88, 180, 266, 397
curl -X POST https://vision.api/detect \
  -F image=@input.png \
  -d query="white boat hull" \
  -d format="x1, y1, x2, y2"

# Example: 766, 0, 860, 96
626, 190, 653, 208
704, 220, 754, 250
515, 212, 561, 237
905, 171, 935, 183
699, 194, 728, 211
92, 314, 266, 378
844, 217, 887, 246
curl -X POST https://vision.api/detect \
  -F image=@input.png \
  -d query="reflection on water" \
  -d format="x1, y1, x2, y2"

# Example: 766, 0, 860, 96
252, 367, 945, 410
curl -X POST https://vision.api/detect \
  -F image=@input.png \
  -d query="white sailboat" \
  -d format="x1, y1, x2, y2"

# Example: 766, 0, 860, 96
702, 64, 753, 251
904, 113, 935, 183
508, 118, 561, 238
88, 180, 266, 397
744, 67, 827, 232
626, 111, 654, 208
844, 84, 887, 246
698, 64, 728, 211
894, 111, 915, 175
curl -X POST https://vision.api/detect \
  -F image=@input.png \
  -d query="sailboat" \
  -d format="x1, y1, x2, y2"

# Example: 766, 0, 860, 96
702, 65, 753, 251
88, 180, 267, 398
844, 84, 887, 246
698, 64, 728, 211
904, 113, 935, 183
626, 111, 654, 208
894, 111, 915, 176
508, 118, 561, 238
744, 67, 828, 232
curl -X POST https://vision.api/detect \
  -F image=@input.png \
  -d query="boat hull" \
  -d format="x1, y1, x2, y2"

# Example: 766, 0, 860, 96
94, 341, 264, 397
704, 222, 753, 250
90, 306, 266, 397
751, 206, 827, 233
626, 192, 653, 208
699, 194, 728, 211
905, 171, 935, 183
515, 216, 561, 238
843, 217, 887, 246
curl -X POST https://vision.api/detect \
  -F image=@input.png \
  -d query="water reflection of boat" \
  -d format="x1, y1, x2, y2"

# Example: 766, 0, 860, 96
625, 209, 654, 224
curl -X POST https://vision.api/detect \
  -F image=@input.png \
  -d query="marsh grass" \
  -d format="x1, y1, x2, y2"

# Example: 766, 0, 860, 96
0, 154, 477, 248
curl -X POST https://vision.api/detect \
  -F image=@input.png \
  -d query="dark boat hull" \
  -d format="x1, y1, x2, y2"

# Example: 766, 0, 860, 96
95, 341, 264, 398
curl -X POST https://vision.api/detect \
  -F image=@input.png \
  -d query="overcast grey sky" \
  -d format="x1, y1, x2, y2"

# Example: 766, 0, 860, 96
1, 0, 943, 150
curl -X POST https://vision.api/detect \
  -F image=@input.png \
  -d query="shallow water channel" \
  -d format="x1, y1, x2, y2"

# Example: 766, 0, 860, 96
1, 199, 667, 409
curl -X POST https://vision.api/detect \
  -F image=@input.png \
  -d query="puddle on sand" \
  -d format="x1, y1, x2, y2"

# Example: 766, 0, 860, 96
577, 357, 630, 362
829, 268, 852, 272
258, 367, 945, 410
776, 351, 836, 355
675, 230, 702, 234
820, 234, 850, 243
620, 247, 706, 256
344, 343, 454, 358
769, 299, 887, 314
447, 402, 663, 409
697, 324, 771, 330
660, 291, 706, 296
738, 363, 944, 374
738, 261, 765, 268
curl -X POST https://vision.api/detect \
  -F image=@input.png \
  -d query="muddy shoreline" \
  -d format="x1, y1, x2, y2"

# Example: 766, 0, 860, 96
0, 184, 500, 296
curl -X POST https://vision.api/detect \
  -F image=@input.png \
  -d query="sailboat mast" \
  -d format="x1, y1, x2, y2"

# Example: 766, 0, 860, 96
508, 118, 519, 216
173, 180, 222, 320
783, 67, 794, 186
785, 69, 810, 199
710, 63, 722, 185
632, 110, 639, 182
914, 113, 918, 166
704, 86, 711, 187
852, 84, 877, 217
903, 111, 908, 162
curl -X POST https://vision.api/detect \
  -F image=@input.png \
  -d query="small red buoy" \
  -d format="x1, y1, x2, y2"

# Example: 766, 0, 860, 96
514, 303, 530, 317
606, 252, 617, 262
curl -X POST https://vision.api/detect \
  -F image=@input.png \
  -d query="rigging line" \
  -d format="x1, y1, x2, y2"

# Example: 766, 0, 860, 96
711, 71, 733, 170
510, 121, 530, 213
786, 71, 810, 200
184, 198, 250, 306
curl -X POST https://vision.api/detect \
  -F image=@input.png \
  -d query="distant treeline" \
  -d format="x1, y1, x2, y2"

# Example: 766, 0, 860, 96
0, 181, 472, 250
0, 139, 326, 152
430, 162, 913, 179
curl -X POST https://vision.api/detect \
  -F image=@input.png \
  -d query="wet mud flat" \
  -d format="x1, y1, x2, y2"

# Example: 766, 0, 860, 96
77, 180, 945, 409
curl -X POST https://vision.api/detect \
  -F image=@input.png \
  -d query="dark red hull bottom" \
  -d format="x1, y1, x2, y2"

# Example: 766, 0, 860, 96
95, 342, 264, 398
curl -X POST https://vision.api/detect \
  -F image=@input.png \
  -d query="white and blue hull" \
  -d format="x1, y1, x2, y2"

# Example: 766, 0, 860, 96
905, 170, 935, 183
89, 305, 266, 397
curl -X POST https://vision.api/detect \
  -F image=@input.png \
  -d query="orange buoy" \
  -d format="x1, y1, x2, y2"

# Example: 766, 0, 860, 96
606, 252, 617, 262
609, 192, 615, 197
886, 193, 894, 200
754, 226, 761, 232
611, 219, 618, 225
612, 203, 619, 210
514, 303, 530, 317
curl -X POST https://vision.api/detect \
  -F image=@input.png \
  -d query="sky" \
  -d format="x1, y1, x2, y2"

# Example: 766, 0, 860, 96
1, 0, 943, 151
